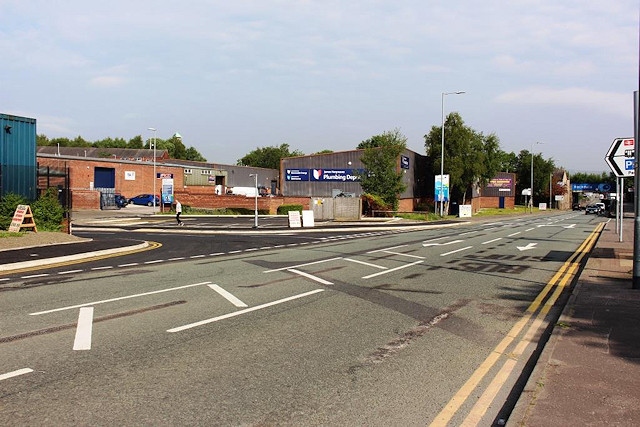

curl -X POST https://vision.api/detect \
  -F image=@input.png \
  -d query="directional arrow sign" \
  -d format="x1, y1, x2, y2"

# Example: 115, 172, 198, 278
605, 137, 635, 177
516, 243, 537, 251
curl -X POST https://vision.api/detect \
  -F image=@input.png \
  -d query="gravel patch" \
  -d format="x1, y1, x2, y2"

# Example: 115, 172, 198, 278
0, 231, 89, 252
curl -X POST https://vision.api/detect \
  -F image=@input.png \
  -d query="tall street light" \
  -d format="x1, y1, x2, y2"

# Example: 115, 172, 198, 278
249, 173, 258, 228
148, 127, 157, 213
440, 91, 465, 216
530, 141, 543, 213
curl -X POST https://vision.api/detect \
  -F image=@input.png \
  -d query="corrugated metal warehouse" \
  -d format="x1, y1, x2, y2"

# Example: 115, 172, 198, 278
1, 113, 37, 200
280, 149, 429, 209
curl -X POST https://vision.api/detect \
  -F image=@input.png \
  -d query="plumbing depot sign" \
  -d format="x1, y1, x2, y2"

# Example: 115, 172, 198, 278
285, 168, 363, 182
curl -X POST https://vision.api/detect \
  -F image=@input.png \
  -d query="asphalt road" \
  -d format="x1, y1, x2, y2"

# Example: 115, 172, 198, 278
0, 211, 607, 426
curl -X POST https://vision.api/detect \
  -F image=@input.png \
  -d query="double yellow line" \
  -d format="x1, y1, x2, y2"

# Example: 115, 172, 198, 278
430, 222, 605, 426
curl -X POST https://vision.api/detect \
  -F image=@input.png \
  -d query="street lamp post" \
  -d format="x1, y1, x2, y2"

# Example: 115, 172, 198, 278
440, 91, 465, 216
148, 128, 157, 213
530, 141, 543, 213
249, 173, 258, 228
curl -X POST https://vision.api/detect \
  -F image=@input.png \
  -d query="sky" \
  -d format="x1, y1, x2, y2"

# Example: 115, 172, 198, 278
1, 0, 637, 174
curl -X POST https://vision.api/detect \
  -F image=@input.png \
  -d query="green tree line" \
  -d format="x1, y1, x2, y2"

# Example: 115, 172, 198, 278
37, 134, 206, 162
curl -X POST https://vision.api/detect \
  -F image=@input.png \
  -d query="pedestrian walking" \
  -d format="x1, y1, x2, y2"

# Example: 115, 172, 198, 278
175, 199, 183, 226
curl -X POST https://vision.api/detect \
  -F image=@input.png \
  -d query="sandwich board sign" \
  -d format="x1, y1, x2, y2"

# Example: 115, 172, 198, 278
8, 204, 37, 232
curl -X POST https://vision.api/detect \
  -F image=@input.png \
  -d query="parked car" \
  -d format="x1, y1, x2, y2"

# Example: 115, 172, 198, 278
585, 204, 599, 215
114, 194, 128, 208
128, 194, 160, 206
572, 203, 582, 211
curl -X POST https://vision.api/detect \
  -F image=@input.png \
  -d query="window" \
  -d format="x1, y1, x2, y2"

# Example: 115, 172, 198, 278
184, 169, 193, 175
200, 170, 211, 175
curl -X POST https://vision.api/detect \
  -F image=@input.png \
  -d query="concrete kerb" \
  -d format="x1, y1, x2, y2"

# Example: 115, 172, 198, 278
0, 241, 149, 273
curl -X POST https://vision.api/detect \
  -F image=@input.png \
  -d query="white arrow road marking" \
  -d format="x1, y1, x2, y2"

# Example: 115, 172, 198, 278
423, 239, 464, 247
209, 284, 248, 308
536, 223, 576, 229
517, 243, 538, 251
73, 307, 94, 351
0, 368, 33, 382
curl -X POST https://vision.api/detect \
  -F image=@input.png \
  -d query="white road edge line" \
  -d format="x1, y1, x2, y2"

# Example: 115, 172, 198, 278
167, 289, 325, 333
208, 284, 248, 308
362, 260, 423, 279
0, 368, 34, 381
30, 281, 212, 316
73, 307, 93, 351
440, 246, 473, 256
287, 269, 334, 285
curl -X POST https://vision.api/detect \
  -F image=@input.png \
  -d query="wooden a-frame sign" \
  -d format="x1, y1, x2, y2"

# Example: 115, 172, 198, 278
8, 204, 37, 233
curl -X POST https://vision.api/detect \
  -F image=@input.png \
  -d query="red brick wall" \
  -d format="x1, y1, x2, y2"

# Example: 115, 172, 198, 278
71, 190, 101, 209
38, 157, 184, 199
174, 188, 310, 215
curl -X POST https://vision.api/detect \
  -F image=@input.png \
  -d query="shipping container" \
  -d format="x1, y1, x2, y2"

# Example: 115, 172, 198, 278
0, 113, 37, 200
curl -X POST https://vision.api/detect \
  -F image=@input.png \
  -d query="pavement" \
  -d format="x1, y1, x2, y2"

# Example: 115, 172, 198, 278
2, 208, 640, 425
508, 215, 640, 427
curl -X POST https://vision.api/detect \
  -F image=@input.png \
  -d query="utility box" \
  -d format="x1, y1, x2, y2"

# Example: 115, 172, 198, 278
0, 114, 37, 200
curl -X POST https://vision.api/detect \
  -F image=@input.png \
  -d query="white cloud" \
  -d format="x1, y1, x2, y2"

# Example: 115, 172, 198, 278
495, 86, 632, 118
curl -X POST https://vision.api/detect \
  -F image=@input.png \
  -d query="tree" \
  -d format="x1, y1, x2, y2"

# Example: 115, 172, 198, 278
513, 150, 555, 206
424, 113, 502, 207
237, 144, 304, 170
358, 129, 408, 210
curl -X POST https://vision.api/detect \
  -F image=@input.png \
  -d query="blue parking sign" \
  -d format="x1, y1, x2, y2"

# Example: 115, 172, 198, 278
625, 159, 635, 170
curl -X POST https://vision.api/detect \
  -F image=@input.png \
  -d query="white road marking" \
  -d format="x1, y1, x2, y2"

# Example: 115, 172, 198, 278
507, 232, 521, 237
168, 257, 186, 261
458, 230, 479, 236
118, 263, 139, 267
264, 257, 342, 273
344, 258, 388, 269
423, 239, 464, 247
144, 259, 164, 264
167, 289, 325, 333
287, 269, 333, 285
422, 236, 447, 243
517, 243, 538, 251
367, 245, 408, 254
482, 238, 502, 245
21, 274, 49, 279
0, 278, 9, 282
73, 307, 94, 351
382, 251, 425, 260
0, 368, 33, 381
440, 246, 473, 256
208, 284, 248, 307
30, 281, 212, 315
190, 255, 206, 258
209, 252, 224, 256
362, 260, 423, 279
91, 266, 113, 270
58, 270, 84, 275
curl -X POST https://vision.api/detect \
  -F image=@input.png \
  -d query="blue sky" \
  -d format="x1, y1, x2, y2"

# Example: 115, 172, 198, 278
1, 0, 637, 173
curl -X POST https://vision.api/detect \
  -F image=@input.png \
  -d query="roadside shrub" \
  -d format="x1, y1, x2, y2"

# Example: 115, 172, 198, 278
361, 193, 390, 217
32, 188, 65, 231
0, 192, 28, 231
277, 204, 303, 215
